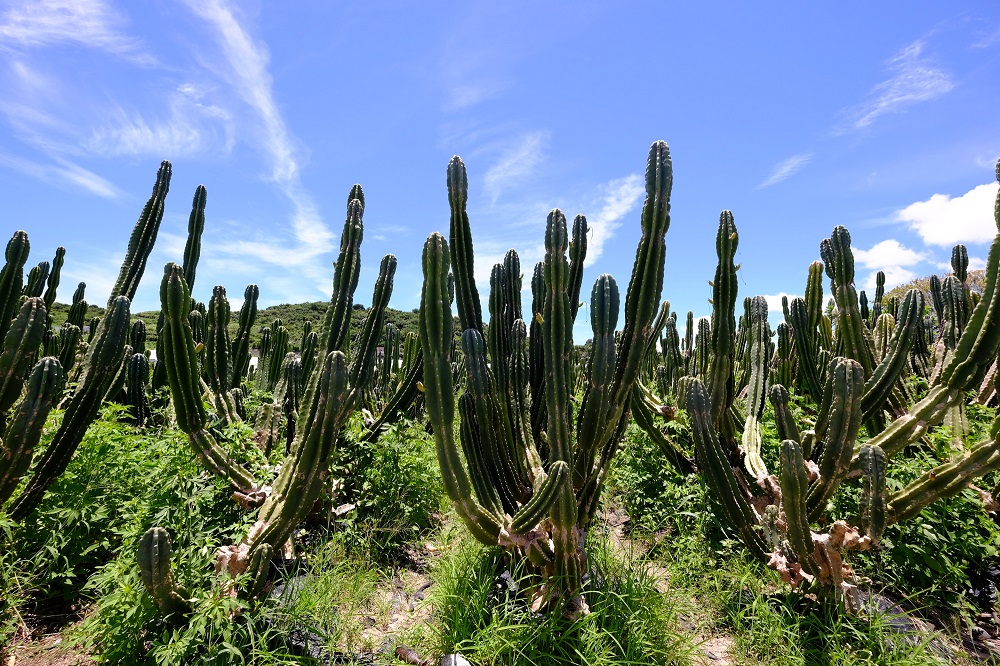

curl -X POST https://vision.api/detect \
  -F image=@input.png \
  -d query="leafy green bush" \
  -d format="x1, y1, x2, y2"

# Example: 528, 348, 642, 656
330, 417, 446, 560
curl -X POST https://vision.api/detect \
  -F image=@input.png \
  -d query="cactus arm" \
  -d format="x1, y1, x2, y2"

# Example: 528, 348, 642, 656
806, 357, 864, 521
706, 211, 739, 426
419, 232, 502, 544
457, 392, 504, 515
629, 383, 695, 474
230, 284, 259, 389
687, 378, 767, 558
205, 285, 233, 401
447, 156, 484, 334
350, 255, 397, 393
511, 460, 569, 533
779, 439, 818, 578
743, 295, 771, 480
462, 328, 522, 512
159, 264, 258, 492
320, 193, 364, 355
568, 214, 588, 323
250, 350, 353, 551
528, 261, 547, 447
575, 274, 619, 482
889, 431, 1000, 523
182, 185, 207, 292
8, 296, 132, 519
820, 226, 876, 375
768, 384, 801, 445
0, 231, 31, 342
138, 527, 191, 619
110, 161, 171, 305
787, 298, 824, 400
861, 289, 922, 421
362, 350, 424, 443
858, 444, 887, 542
0, 297, 49, 415
0, 357, 65, 504
609, 142, 673, 409
42, 246, 65, 314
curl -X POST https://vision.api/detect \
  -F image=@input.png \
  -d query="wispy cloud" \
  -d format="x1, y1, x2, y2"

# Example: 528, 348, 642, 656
584, 174, 644, 267
86, 84, 234, 158
0, 0, 153, 64
972, 24, 1000, 49
896, 182, 999, 246
757, 153, 812, 189
181, 0, 335, 295
483, 131, 548, 203
0, 151, 119, 197
838, 40, 953, 133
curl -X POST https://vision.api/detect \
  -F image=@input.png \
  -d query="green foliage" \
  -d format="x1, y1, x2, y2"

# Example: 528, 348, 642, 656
332, 416, 447, 559
413, 535, 691, 665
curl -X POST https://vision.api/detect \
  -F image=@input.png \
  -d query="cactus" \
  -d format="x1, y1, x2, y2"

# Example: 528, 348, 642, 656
420, 142, 673, 615
8, 296, 131, 518
231, 284, 259, 390
692, 160, 1000, 611
183, 185, 207, 292
0, 231, 31, 342
66, 282, 88, 329
126, 352, 151, 426
43, 246, 65, 314
109, 161, 171, 305
0, 357, 65, 504
138, 527, 191, 620
159, 263, 260, 495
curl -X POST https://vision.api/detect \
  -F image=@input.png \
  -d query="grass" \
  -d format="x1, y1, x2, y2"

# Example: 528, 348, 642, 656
403, 528, 693, 666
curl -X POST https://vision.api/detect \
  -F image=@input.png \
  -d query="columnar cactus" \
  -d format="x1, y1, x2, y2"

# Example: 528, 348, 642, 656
8, 295, 131, 518
694, 159, 1000, 610
109, 161, 171, 305
420, 141, 673, 615
231, 285, 259, 390
159, 263, 261, 497
138, 527, 192, 620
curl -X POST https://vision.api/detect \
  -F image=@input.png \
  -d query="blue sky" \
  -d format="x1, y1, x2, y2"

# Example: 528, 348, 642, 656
1, 1, 999, 341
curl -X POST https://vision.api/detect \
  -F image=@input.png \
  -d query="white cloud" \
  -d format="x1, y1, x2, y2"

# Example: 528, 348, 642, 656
839, 40, 953, 132
483, 132, 548, 203
0, 151, 118, 197
86, 84, 235, 158
181, 0, 335, 295
862, 266, 917, 292
0, 0, 153, 64
757, 153, 812, 189
853, 239, 928, 269
584, 174, 644, 267
896, 182, 999, 246
851, 239, 928, 292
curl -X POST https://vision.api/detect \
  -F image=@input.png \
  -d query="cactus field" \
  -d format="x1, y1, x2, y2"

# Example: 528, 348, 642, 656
3, 143, 1000, 665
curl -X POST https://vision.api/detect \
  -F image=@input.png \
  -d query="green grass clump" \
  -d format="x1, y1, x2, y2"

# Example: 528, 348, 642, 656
410, 533, 691, 666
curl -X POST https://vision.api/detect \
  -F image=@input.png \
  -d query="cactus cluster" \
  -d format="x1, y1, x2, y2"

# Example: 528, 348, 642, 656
675, 161, 1000, 609
420, 141, 674, 614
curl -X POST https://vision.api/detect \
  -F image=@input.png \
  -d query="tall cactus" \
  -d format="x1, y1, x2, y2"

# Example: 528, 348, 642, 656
109, 161, 171, 305
8, 296, 131, 518
420, 142, 673, 615
159, 263, 260, 496
695, 159, 1000, 610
